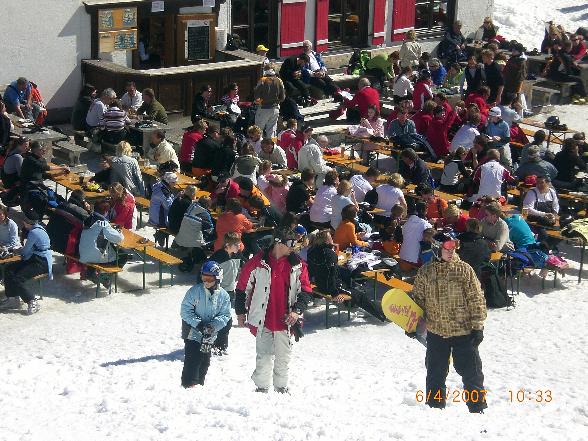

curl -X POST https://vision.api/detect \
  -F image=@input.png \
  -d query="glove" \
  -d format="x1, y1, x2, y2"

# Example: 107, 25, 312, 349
405, 331, 417, 339
471, 329, 484, 347
196, 322, 206, 333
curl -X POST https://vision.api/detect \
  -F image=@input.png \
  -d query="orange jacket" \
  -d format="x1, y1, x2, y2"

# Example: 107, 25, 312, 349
426, 196, 448, 220
214, 212, 254, 251
333, 220, 368, 250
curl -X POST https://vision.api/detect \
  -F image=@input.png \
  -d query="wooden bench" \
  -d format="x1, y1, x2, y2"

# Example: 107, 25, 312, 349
63, 254, 123, 297
311, 287, 352, 328
52, 140, 87, 166
144, 246, 183, 288
361, 270, 413, 301
135, 196, 150, 228
520, 127, 563, 145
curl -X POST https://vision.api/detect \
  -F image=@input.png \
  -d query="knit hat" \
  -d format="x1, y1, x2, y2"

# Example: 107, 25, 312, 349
488, 107, 502, 117
162, 172, 178, 184
273, 227, 298, 246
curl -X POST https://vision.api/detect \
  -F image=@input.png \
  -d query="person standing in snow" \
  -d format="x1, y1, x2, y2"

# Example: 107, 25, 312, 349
411, 231, 488, 413
235, 227, 312, 394
180, 261, 231, 388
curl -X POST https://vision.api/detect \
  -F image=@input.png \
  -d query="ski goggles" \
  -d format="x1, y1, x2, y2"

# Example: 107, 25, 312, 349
281, 238, 302, 248
441, 240, 459, 251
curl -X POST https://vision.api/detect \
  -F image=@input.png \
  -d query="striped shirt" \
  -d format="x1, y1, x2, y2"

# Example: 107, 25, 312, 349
100, 106, 130, 132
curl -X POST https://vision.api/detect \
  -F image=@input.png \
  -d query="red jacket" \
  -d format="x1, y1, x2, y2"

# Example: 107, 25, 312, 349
110, 191, 135, 229
345, 86, 380, 118
412, 80, 433, 110
412, 111, 433, 135
464, 92, 489, 125
426, 111, 457, 157
571, 41, 587, 62
179, 130, 203, 163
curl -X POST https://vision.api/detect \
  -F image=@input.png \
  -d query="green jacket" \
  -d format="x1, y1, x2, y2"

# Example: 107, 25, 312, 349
366, 55, 393, 79
138, 98, 168, 124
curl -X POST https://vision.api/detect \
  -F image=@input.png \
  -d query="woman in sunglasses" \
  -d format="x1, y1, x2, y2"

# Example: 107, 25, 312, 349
411, 230, 487, 413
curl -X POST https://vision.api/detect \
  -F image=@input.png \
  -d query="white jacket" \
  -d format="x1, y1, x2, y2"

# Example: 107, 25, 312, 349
297, 140, 330, 175
399, 41, 422, 68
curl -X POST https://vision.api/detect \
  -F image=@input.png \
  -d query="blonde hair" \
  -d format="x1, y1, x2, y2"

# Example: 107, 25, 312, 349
406, 30, 416, 41
443, 204, 460, 219
109, 182, 125, 201
223, 231, 241, 247
388, 173, 405, 188
311, 229, 332, 247
247, 125, 262, 137
337, 179, 352, 195
116, 141, 133, 157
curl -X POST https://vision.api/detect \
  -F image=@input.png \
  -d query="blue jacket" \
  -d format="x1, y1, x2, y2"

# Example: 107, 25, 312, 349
505, 215, 536, 249
485, 119, 510, 148
387, 119, 417, 138
302, 51, 326, 83
180, 283, 231, 342
148, 181, 175, 226
431, 65, 447, 86
22, 224, 53, 279
79, 212, 124, 264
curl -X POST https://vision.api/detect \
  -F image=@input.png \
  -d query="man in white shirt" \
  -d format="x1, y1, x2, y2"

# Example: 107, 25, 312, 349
350, 167, 381, 203
302, 40, 339, 97
522, 175, 559, 221
450, 114, 481, 152
399, 201, 432, 265
86, 88, 116, 129
120, 81, 143, 112
258, 138, 287, 168
297, 135, 333, 186
309, 170, 339, 227
469, 149, 515, 202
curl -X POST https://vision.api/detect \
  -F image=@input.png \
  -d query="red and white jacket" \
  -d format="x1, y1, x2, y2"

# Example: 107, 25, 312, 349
235, 248, 312, 334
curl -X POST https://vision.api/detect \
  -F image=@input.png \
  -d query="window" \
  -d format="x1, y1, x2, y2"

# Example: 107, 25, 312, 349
328, 0, 366, 48
415, 0, 454, 33
231, 0, 273, 54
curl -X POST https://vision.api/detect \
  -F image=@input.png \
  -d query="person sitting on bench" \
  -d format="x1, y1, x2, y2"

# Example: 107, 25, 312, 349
307, 229, 386, 321
79, 199, 125, 283
0, 209, 52, 315
279, 53, 312, 106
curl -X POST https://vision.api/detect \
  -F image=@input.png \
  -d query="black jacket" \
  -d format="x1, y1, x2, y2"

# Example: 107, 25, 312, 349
483, 61, 504, 100
553, 151, 587, 182
279, 56, 302, 82
307, 243, 342, 296
286, 178, 311, 214
46, 207, 84, 254
71, 96, 93, 131
192, 135, 220, 170
0, 113, 11, 147
191, 94, 208, 122
167, 194, 192, 234
457, 231, 491, 278
20, 152, 50, 184
399, 158, 431, 186
464, 66, 485, 96
212, 145, 236, 177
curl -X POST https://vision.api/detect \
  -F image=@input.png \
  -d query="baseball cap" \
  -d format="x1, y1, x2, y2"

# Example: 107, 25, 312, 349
488, 107, 502, 117
256, 44, 270, 52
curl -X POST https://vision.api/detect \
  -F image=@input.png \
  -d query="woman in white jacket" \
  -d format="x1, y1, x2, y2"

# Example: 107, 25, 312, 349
297, 134, 332, 186
399, 30, 422, 68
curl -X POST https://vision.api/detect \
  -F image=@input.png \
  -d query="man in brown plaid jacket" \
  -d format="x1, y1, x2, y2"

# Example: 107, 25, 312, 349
412, 231, 488, 413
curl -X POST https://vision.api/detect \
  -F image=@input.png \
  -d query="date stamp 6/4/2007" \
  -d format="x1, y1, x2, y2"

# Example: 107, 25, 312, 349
415, 388, 487, 404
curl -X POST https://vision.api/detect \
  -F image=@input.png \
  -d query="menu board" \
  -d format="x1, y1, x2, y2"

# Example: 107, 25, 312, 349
185, 20, 211, 60
99, 30, 138, 53
98, 8, 137, 31
98, 7, 138, 53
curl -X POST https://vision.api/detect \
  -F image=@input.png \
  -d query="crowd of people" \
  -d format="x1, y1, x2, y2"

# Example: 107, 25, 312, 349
0, 18, 587, 413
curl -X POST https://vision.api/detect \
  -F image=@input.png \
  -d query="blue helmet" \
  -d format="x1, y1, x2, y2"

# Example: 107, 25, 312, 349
201, 260, 223, 283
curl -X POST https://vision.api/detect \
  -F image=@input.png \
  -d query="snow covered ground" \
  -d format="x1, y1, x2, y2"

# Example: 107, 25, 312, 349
493, 0, 586, 51
1, 234, 588, 441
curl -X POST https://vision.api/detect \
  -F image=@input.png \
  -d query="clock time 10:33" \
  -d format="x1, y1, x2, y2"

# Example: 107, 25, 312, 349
508, 389, 553, 403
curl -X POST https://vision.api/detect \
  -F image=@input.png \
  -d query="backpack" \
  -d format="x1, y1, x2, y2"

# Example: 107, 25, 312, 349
480, 261, 514, 308
347, 50, 371, 75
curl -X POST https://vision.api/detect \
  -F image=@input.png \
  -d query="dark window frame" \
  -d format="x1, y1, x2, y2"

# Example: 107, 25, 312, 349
414, 0, 456, 38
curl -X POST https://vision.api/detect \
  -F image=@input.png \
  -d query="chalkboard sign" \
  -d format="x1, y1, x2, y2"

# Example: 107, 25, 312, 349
186, 20, 210, 60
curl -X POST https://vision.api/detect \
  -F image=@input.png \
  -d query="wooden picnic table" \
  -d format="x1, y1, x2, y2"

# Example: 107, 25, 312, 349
127, 119, 171, 153
140, 166, 204, 190
520, 117, 577, 148
545, 229, 586, 284
49, 170, 107, 200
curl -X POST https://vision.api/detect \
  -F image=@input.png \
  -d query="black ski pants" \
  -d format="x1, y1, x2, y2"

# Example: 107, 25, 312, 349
425, 331, 487, 412
4, 255, 48, 303
181, 339, 211, 388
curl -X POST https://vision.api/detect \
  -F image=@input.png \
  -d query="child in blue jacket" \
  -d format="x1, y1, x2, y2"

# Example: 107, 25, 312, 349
180, 261, 231, 388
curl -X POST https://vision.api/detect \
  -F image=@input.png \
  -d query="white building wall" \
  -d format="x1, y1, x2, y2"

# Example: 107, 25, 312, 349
0, 0, 91, 112
455, 0, 494, 38
305, 0, 316, 43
